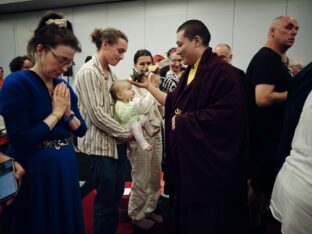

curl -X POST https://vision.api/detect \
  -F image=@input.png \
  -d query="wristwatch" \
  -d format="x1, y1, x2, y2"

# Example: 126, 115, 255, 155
63, 112, 75, 123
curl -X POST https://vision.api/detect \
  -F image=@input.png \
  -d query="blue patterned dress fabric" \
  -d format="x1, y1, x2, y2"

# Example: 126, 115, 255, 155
0, 70, 87, 234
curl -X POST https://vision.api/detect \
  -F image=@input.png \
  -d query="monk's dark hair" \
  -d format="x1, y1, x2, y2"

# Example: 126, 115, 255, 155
133, 49, 153, 64
177, 19, 211, 47
27, 11, 81, 59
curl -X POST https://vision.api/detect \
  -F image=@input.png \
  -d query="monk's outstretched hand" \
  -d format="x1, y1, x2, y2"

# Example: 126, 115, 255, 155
128, 75, 149, 89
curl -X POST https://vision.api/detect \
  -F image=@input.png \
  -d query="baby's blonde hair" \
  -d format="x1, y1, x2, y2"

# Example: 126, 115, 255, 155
110, 80, 129, 100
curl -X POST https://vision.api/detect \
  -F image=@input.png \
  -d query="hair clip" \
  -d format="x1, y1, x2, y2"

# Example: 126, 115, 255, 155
45, 19, 67, 28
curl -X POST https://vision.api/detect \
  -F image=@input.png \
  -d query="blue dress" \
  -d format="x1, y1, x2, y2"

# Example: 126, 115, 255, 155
0, 70, 87, 234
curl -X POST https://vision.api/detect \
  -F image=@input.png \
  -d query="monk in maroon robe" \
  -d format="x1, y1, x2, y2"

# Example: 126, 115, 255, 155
131, 19, 248, 234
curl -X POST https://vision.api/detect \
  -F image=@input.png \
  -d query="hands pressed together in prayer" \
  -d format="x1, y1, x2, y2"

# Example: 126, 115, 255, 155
52, 82, 71, 118
44, 82, 77, 129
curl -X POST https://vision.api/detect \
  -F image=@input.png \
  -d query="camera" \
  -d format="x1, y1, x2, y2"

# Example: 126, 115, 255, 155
130, 68, 148, 83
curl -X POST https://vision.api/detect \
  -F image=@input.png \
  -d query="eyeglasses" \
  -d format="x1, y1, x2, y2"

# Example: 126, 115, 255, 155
49, 49, 75, 68
170, 59, 182, 63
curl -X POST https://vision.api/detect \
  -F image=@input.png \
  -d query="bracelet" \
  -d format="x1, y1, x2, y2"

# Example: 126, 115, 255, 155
63, 112, 75, 123
51, 112, 62, 121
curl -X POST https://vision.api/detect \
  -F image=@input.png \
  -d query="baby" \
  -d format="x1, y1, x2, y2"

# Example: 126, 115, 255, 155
110, 80, 160, 151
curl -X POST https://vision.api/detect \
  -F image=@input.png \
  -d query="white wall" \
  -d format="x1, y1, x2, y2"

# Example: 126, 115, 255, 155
0, 0, 311, 80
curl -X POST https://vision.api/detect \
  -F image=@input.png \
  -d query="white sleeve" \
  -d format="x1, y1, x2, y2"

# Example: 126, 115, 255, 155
132, 87, 156, 115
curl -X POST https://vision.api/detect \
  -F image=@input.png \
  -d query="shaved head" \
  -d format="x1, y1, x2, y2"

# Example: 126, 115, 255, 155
213, 43, 233, 64
270, 16, 297, 31
215, 43, 232, 53
266, 16, 299, 54
270, 16, 286, 28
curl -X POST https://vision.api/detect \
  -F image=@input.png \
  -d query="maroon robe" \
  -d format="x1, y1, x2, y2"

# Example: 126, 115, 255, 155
164, 48, 248, 233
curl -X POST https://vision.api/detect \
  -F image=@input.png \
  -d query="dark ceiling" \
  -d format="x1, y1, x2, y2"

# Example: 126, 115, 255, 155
0, 0, 135, 15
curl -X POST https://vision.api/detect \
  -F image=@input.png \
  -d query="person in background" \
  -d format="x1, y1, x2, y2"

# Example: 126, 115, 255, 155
270, 61, 312, 234
128, 49, 164, 230
9, 55, 33, 72
3, 55, 34, 151
276, 61, 312, 172
213, 43, 246, 80
131, 20, 248, 234
74, 27, 132, 234
159, 47, 178, 77
213, 43, 247, 97
281, 54, 294, 75
281, 53, 289, 67
289, 58, 304, 76
159, 49, 183, 93
246, 16, 299, 233
1, 56, 34, 153
0, 11, 87, 234
153, 54, 171, 74
153, 54, 165, 64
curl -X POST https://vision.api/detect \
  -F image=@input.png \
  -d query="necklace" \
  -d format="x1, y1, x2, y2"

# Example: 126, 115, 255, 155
102, 69, 110, 80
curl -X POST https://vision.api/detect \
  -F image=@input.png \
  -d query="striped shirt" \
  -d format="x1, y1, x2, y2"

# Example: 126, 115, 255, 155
74, 55, 129, 158
159, 70, 180, 93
